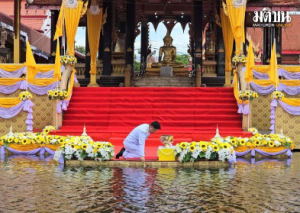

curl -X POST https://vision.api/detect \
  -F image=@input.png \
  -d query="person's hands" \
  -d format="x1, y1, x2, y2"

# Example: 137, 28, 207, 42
141, 156, 145, 162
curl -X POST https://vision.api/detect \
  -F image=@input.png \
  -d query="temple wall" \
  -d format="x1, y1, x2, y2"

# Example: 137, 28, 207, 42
275, 106, 300, 149
0, 89, 53, 135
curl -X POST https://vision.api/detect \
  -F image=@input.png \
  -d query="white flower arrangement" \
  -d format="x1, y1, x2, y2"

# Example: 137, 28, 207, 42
19, 91, 32, 101
174, 141, 236, 163
58, 136, 114, 161
248, 128, 259, 135
47, 89, 68, 100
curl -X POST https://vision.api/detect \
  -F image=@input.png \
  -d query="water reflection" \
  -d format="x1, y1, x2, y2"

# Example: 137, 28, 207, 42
0, 154, 299, 212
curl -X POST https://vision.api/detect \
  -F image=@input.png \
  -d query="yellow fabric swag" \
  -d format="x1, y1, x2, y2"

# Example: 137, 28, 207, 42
65, 1, 84, 56
0, 97, 22, 108
0, 78, 23, 86
220, 9, 234, 72
87, 8, 103, 75
0, 64, 24, 71
245, 39, 255, 83
225, 0, 246, 56
281, 97, 300, 107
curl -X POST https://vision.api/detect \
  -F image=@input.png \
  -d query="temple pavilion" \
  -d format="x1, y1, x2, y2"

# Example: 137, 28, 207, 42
2, 0, 300, 87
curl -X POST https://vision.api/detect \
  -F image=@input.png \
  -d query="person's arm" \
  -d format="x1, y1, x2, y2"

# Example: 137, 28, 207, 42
138, 131, 147, 158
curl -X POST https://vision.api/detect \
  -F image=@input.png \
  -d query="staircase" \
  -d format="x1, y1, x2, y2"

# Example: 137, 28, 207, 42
54, 87, 251, 157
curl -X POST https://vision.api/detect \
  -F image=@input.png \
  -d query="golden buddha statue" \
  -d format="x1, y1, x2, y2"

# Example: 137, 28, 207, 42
151, 31, 184, 68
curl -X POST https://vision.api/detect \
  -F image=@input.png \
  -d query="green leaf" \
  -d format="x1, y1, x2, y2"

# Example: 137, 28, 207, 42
183, 152, 191, 162
210, 152, 217, 160
199, 151, 206, 158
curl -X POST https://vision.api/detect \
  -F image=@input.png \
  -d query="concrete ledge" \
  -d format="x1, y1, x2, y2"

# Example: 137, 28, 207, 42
65, 160, 229, 168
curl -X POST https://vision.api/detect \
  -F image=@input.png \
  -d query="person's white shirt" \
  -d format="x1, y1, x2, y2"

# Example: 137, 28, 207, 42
123, 124, 150, 158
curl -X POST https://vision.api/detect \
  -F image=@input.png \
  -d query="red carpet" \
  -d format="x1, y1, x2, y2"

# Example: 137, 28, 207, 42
53, 87, 252, 158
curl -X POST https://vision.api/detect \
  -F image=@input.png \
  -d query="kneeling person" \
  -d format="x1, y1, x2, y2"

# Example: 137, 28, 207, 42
116, 121, 161, 161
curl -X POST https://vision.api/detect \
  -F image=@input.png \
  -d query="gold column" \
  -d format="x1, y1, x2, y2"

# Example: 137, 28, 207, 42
224, 71, 231, 87
13, 0, 21, 63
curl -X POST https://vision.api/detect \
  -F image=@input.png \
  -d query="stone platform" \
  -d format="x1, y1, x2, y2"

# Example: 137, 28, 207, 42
146, 67, 189, 77
131, 76, 196, 87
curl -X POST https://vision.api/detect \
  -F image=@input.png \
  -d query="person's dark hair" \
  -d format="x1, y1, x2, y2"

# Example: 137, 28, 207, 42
150, 121, 161, 130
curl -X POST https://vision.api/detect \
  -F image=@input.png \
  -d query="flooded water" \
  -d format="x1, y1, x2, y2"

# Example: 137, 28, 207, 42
0, 154, 300, 213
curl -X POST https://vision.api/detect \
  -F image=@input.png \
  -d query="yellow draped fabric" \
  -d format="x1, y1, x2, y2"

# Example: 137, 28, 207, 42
0, 98, 22, 108
54, 39, 62, 80
64, 69, 76, 101
46, 144, 60, 151
36, 64, 55, 72
0, 64, 24, 71
87, 8, 103, 75
28, 79, 57, 86
252, 65, 269, 73
225, 0, 246, 56
235, 146, 287, 153
234, 146, 249, 152
7, 144, 60, 151
54, 2, 65, 41
0, 78, 23, 86
252, 79, 273, 86
25, 41, 37, 81
280, 80, 300, 87
9, 144, 40, 151
233, 70, 240, 101
281, 97, 300, 107
268, 40, 278, 87
64, 1, 84, 56
220, 9, 234, 72
279, 65, 300, 72
27, 64, 56, 81
245, 40, 255, 83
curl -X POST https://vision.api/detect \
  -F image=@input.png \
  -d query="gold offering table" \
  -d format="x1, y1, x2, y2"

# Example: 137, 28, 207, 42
146, 67, 189, 77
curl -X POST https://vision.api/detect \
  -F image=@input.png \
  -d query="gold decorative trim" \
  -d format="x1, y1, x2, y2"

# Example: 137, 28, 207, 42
195, 47, 201, 53
104, 47, 110, 52
51, 51, 56, 56
218, 48, 224, 53
127, 47, 133, 52
276, 53, 281, 58
266, 58, 270, 63
86, 52, 91, 56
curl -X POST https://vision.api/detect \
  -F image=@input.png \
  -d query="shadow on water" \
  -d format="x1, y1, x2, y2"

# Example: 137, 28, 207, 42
0, 154, 300, 212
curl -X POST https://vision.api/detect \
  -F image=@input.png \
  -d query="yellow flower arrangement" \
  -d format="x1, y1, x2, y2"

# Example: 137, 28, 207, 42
42, 126, 56, 135
19, 91, 33, 101
47, 89, 68, 100
232, 55, 247, 64
179, 142, 188, 149
199, 142, 208, 151
60, 55, 77, 65
189, 145, 196, 152
271, 91, 284, 100
239, 90, 258, 101
212, 144, 219, 152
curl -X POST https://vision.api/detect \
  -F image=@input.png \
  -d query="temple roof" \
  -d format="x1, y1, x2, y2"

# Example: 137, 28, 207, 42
0, 0, 46, 32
